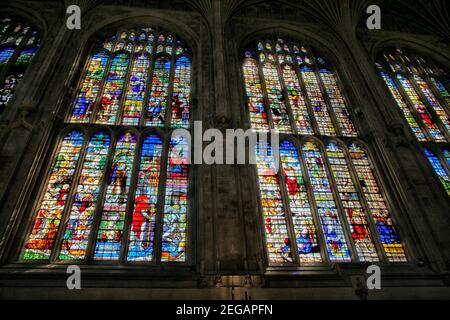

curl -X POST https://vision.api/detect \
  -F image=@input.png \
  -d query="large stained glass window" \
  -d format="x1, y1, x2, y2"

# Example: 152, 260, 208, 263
23, 131, 84, 260
246, 37, 407, 265
0, 17, 40, 114
22, 27, 192, 264
243, 37, 357, 137
376, 48, 450, 196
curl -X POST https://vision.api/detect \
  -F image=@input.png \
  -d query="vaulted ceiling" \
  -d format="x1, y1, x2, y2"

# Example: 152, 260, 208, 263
54, 0, 449, 41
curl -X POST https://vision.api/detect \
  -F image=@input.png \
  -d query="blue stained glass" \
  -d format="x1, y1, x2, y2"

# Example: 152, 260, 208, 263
94, 132, 137, 260
161, 135, 189, 262
128, 134, 163, 261
424, 148, 450, 196
0, 47, 14, 66
280, 140, 321, 263
302, 141, 351, 262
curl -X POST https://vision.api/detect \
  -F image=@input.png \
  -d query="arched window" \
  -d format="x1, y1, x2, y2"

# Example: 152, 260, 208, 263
376, 48, 450, 196
244, 37, 407, 265
0, 17, 40, 114
21, 27, 192, 264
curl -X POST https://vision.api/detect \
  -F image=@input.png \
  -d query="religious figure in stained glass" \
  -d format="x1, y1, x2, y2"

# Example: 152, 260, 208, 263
22, 27, 192, 264
376, 48, 450, 196
245, 37, 407, 265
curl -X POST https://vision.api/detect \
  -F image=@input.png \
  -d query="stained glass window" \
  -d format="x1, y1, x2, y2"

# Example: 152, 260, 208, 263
326, 142, 379, 262
94, 132, 137, 260
67, 28, 191, 128
23, 131, 84, 260
22, 27, 192, 264
242, 59, 269, 131
302, 141, 350, 262
128, 134, 163, 261
161, 135, 189, 262
243, 38, 357, 136
121, 53, 151, 125
171, 56, 191, 128
0, 17, 40, 114
59, 131, 110, 260
424, 148, 450, 196
279, 141, 321, 263
348, 144, 407, 262
247, 37, 407, 265
377, 48, 450, 196
256, 140, 293, 263
146, 57, 171, 127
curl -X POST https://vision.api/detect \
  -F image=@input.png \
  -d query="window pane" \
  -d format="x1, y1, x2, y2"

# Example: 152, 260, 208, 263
70, 51, 109, 123
94, 132, 137, 260
96, 53, 130, 125
121, 53, 151, 125
146, 57, 171, 126
379, 71, 427, 141
326, 142, 378, 262
320, 69, 357, 137
280, 140, 321, 263
430, 78, 450, 108
302, 141, 350, 262
171, 56, 191, 128
161, 135, 189, 262
128, 134, 163, 261
424, 148, 450, 196
262, 62, 291, 133
281, 65, 313, 135
0, 47, 14, 66
0, 18, 39, 114
397, 75, 446, 142
414, 75, 450, 134
256, 141, 293, 263
242, 59, 269, 131
59, 131, 110, 260
349, 143, 407, 262
23, 131, 84, 260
